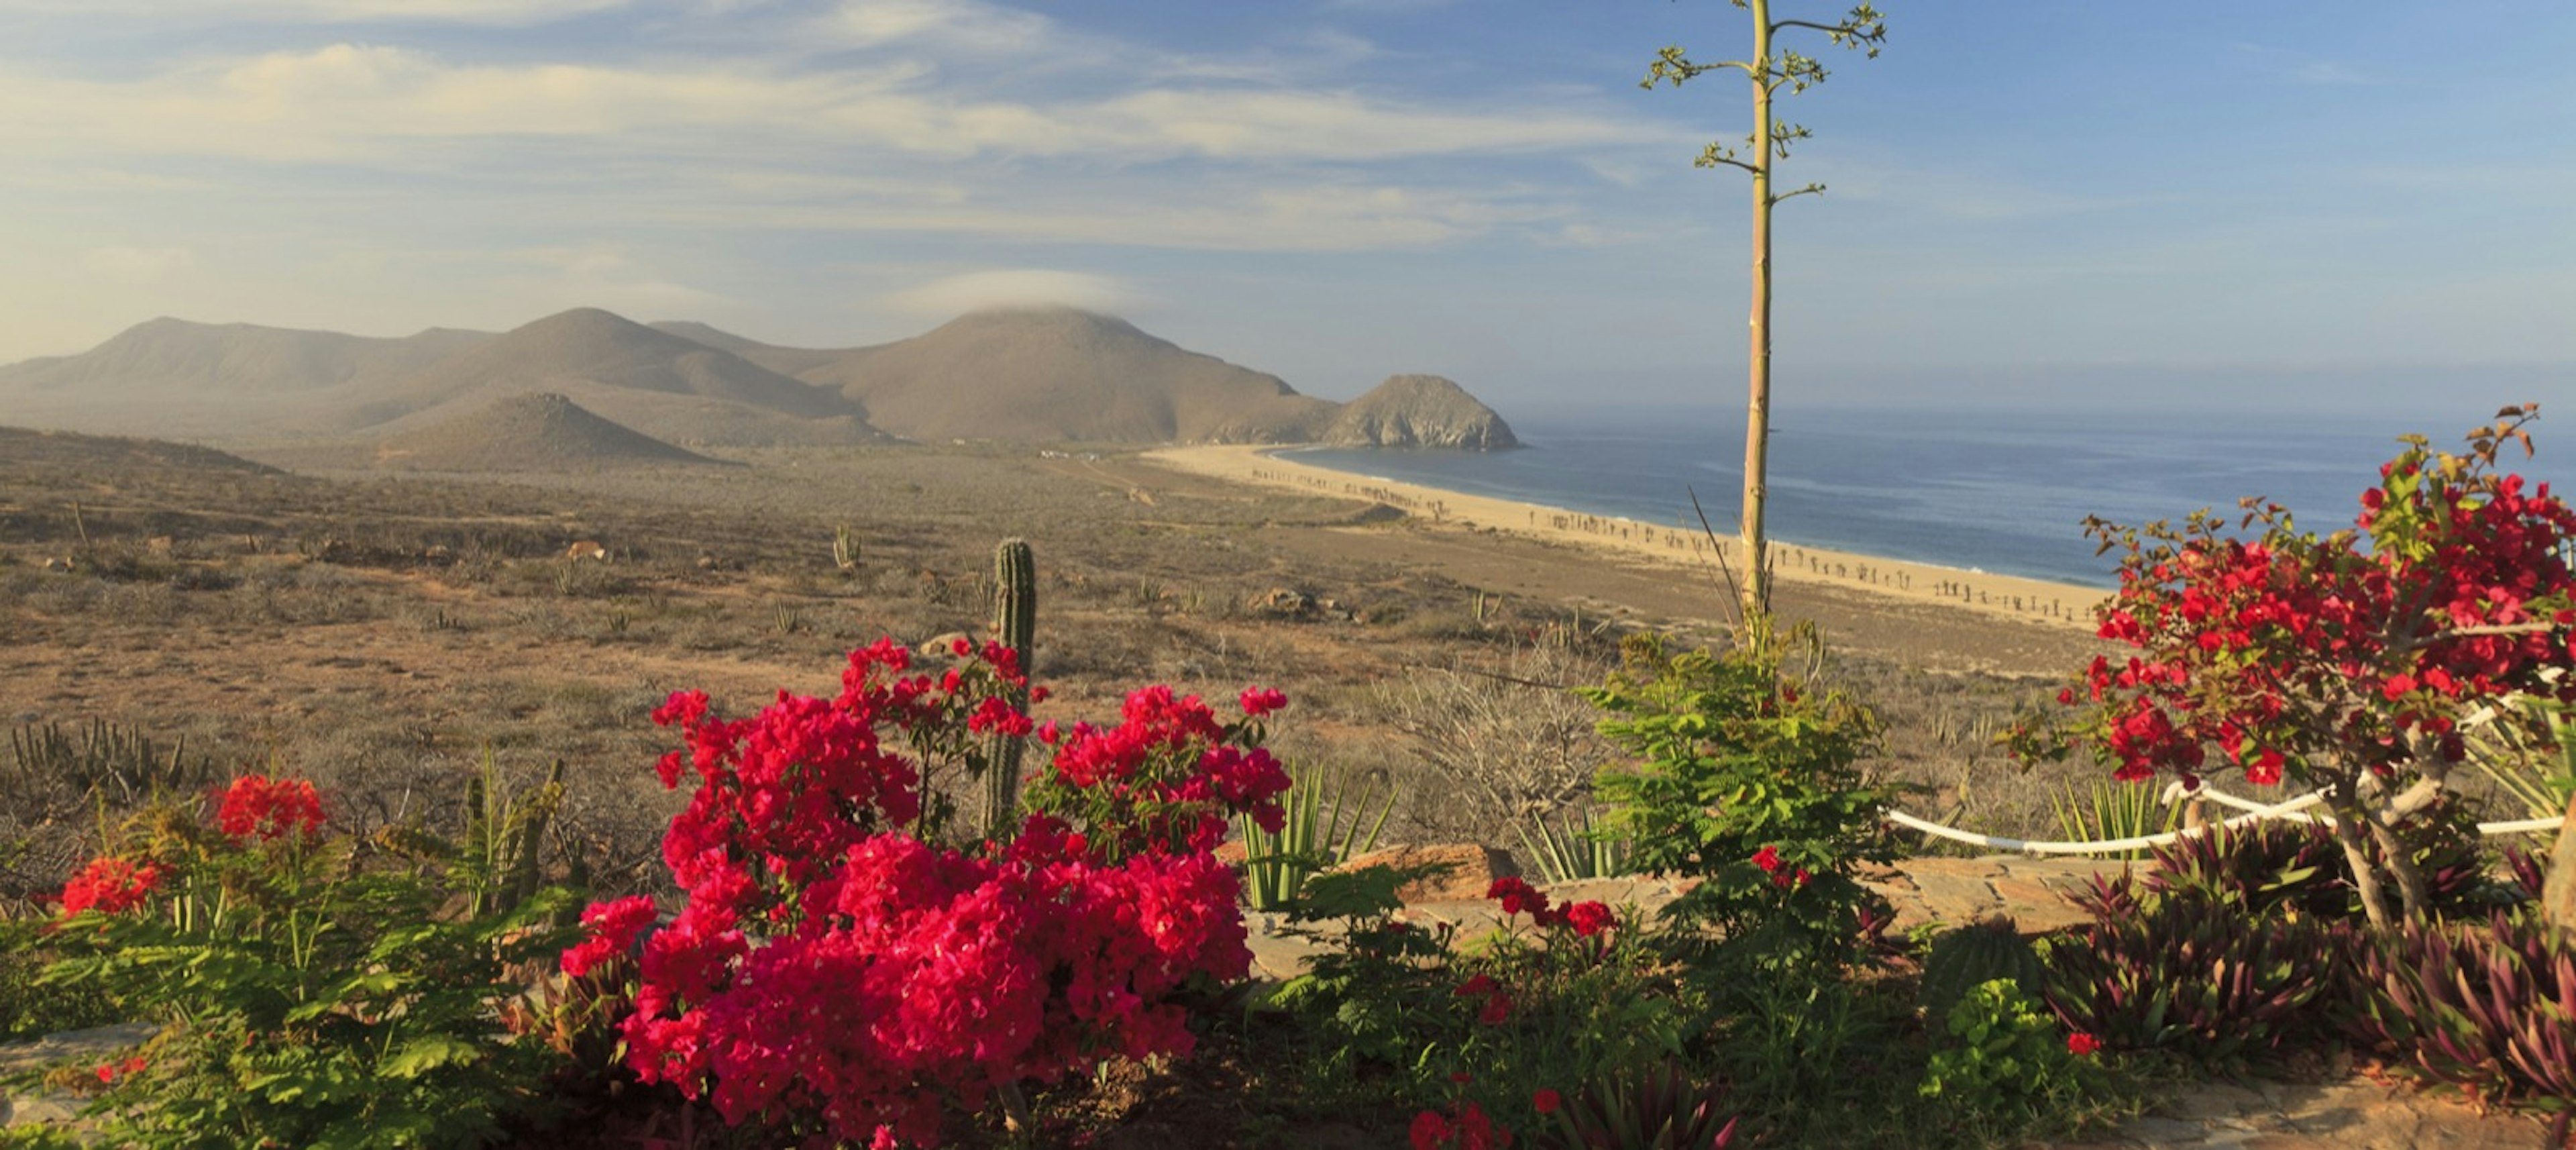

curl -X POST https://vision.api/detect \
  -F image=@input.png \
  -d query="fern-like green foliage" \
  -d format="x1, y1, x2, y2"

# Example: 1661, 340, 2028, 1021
32, 806, 580, 1149
1583, 625, 1898, 972
1918, 978, 2124, 1141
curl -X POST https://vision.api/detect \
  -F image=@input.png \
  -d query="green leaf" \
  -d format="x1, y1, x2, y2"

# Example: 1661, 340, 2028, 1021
381, 1034, 482, 1080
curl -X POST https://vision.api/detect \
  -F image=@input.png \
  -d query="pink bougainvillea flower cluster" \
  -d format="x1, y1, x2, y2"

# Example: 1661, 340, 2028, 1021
570, 638, 1293, 1148
213, 774, 325, 842
1037, 682, 1292, 857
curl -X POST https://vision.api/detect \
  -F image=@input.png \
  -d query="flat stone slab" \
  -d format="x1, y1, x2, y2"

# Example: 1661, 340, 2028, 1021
1866, 855, 2126, 937
0, 1021, 156, 1132
2047, 1074, 2551, 1149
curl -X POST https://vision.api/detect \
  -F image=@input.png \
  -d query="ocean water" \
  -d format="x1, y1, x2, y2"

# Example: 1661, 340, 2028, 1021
1288, 406, 2576, 588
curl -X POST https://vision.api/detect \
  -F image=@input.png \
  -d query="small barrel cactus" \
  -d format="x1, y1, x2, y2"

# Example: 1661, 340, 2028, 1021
1919, 914, 2045, 1027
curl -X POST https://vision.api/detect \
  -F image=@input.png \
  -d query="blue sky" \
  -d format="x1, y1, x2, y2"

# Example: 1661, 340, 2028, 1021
2, 0, 2569, 413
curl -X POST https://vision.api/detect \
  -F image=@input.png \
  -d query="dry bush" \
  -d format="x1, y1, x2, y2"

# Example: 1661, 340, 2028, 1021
1361, 641, 1618, 844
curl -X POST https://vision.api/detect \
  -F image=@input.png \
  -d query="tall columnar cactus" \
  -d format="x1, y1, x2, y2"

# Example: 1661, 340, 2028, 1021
983, 538, 1037, 839
1919, 914, 2046, 1027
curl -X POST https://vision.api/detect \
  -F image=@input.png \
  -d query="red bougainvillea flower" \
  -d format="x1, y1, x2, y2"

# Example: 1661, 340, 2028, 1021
1238, 686, 1288, 717
1750, 845, 1782, 873
59, 856, 164, 917
214, 774, 325, 842
2066, 1031, 2102, 1057
595, 643, 1296, 1148
1532, 1088, 1561, 1115
1562, 901, 1614, 939
561, 895, 659, 978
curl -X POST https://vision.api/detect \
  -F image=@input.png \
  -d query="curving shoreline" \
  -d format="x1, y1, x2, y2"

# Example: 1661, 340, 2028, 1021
1144, 443, 2108, 632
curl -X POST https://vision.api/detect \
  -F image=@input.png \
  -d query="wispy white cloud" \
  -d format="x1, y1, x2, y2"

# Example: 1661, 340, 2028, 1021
0, 44, 1668, 165
0, 0, 627, 24
818, 0, 1052, 51
887, 269, 1144, 316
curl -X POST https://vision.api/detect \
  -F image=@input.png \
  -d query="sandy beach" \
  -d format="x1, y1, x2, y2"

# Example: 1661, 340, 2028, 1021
1145, 444, 2108, 633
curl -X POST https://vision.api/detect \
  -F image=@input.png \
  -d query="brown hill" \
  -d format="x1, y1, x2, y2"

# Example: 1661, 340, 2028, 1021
367, 393, 727, 472
1322, 374, 1519, 450
354, 309, 883, 448
0, 425, 280, 473
783, 308, 1335, 444
647, 321, 847, 377
0, 318, 488, 395
0, 319, 494, 441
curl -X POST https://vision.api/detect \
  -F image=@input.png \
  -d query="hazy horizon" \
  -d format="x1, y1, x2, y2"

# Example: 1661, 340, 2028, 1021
3, 1, 2570, 413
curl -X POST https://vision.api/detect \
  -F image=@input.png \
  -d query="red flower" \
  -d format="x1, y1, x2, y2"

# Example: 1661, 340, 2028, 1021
1238, 686, 1288, 717
1485, 876, 1548, 919
1532, 1088, 1561, 1115
1562, 901, 1614, 938
214, 774, 325, 842
1453, 974, 1499, 998
1411, 1110, 1453, 1150
60, 856, 164, 917
562, 895, 659, 978
2067, 1031, 2102, 1057
1477, 990, 1514, 1025
1751, 845, 1782, 873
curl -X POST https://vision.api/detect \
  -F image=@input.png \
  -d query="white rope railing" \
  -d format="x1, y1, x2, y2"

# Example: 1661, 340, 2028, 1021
1887, 782, 2567, 857
2162, 780, 2571, 836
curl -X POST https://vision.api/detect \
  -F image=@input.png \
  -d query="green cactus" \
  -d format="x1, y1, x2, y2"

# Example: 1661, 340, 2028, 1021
833, 522, 862, 571
462, 754, 566, 916
983, 538, 1037, 839
1919, 915, 2046, 1028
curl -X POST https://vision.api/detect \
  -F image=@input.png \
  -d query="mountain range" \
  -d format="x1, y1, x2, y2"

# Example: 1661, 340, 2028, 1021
0, 307, 1517, 464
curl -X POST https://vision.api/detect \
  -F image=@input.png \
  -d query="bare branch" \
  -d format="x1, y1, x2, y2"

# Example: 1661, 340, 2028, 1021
1770, 182, 1827, 205
2391, 621, 2561, 654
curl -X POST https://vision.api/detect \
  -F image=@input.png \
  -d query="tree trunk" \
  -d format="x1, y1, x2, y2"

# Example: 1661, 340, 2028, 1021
1739, 0, 1776, 621
2357, 798, 2430, 923
2327, 780, 2396, 930
2544, 790, 2576, 937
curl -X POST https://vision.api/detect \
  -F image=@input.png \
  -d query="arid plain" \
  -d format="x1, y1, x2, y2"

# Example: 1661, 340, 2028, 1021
0, 422, 2114, 910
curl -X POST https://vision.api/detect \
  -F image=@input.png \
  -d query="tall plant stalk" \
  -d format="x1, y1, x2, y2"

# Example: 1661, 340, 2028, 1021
1644, 0, 1886, 619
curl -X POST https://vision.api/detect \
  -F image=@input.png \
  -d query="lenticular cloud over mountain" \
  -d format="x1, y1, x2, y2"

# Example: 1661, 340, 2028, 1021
887, 270, 1146, 319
